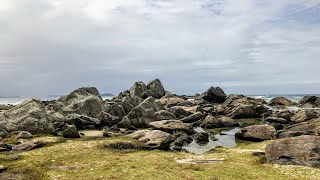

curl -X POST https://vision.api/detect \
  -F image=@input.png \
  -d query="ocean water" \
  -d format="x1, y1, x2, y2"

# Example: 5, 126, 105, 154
248, 94, 320, 103
0, 96, 113, 105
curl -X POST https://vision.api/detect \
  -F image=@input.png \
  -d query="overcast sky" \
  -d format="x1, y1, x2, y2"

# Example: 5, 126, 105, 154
1, 0, 320, 97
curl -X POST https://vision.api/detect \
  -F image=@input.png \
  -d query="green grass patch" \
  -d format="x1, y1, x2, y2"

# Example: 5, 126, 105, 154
0, 136, 319, 180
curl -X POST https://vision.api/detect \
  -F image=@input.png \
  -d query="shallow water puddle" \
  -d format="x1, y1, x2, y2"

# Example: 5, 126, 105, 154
182, 128, 240, 154
176, 158, 225, 164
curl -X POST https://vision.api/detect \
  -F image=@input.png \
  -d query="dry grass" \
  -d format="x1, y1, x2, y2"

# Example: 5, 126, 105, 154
0, 136, 319, 180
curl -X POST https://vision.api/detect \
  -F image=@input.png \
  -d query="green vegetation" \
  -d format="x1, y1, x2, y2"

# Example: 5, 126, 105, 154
1, 136, 319, 180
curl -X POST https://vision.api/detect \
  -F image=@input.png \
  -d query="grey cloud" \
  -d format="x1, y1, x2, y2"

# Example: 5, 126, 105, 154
0, 0, 320, 97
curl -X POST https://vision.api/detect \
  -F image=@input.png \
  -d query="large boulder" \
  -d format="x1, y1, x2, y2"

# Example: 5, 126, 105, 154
129, 130, 175, 150
117, 97, 163, 129
226, 105, 258, 119
159, 94, 194, 108
201, 115, 238, 128
98, 111, 120, 126
66, 114, 100, 130
62, 124, 80, 138
235, 125, 276, 142
54, 87, 105, 118
149, 120, 194, 134
265, 135, 320, 167
299, 96, 320, 107
290, 110, 318, 124
196, 86, 226, 104
181, 112, 203, 123
0, 99, 54, 134
147, 79, 166, 98
277, 118, 320, 138
129, 81, 148, 98
268, 97, 297, 106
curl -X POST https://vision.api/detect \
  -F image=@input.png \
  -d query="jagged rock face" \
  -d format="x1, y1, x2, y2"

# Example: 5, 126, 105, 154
147, 79, 166, 98
265, 135, 320, 167
269, 97, 297, 106
290, 110, 318, 124
235, 125, 276, 142
66, 114, 100, 130
200, 115, 238, 128
0, 99, 54, 135
117, 97, 164, 129
155, 110, 177, 120
54, 87, 105, 119
196, 86, 226, 104
149, 120, 194, 134
226, 105, 258, 119
129, 81, 148, 98
299, 96, 320, 107
98, 111, 120, 126
129, 130, 175, 150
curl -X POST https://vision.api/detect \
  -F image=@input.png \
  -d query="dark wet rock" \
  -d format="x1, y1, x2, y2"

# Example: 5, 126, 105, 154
149, 120, 194, 134
252, 151, 265, 157
54, 87, 105, 118
0, 142, 12, 152
277, 131, 311, 139
299, 96, 320, 107
270, 123, 284, 130
194, 132, 209, 146
129, 81, 148, 98
171, 134, 193, 147
129, 130, 175, 150
62, 125, 80, 138
265, 135, 320, 167
0, 99, 54, 134
265, 117, 289, 124
12, 140, 41, 151
268, 97, 297, 106
16, 131, 33, 139
235, 125, 276, 142
195, 87, 226, 104
181, 112, 203, 123
117, 97, 164, 129
200, 115, 238, 128
155, 110, 177, 120
0, 164, 7, 173
102, 131, 111, 137
66, 114, 100, 130
98, 111, 119, 126
255, 105, 269, 115
147, 78, 166, 98
290, 110, 318, 124
141, 90, 155, 99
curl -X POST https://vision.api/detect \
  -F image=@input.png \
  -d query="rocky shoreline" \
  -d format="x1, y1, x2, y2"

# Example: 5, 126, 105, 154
1, 79, 320, 169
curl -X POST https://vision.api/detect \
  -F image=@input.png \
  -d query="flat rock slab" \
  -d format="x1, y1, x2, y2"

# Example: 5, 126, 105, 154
176, 158, 225, 164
